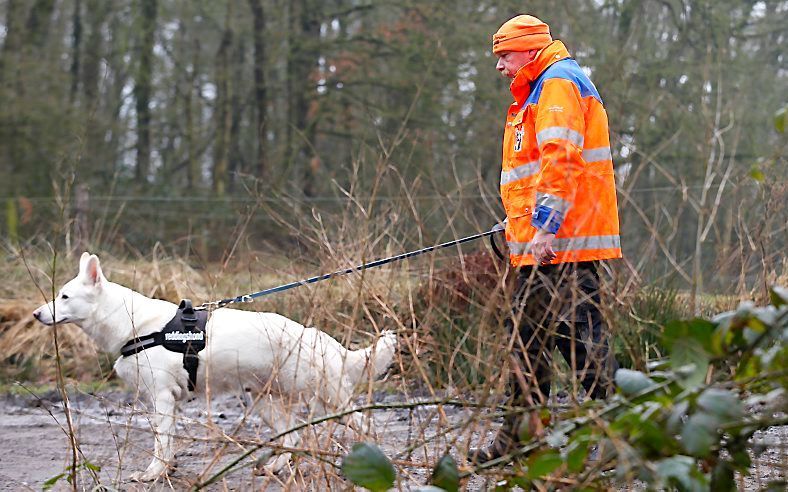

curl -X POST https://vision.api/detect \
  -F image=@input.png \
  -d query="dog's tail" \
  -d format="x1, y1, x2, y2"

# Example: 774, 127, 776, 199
346, 330, 397, 386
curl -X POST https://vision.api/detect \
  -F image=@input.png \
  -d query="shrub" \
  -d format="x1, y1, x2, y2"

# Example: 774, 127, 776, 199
341, 286, 788, 491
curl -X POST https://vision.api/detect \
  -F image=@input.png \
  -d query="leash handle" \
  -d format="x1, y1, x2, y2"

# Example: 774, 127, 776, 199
488, 220, 507, 261
197, 229, 501, 310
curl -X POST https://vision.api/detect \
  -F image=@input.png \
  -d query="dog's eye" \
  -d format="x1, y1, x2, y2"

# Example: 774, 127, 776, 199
61, 294, 69, 299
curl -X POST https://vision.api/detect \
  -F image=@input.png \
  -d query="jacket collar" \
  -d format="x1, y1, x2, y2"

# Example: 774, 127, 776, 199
509, 40, 572, 106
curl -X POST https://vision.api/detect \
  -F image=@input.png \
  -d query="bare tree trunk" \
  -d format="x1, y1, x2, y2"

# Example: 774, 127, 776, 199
82, 0, 110, 104
77, 0, 111, 184
249, 0, 268, 179
0, 0, 22, 58
26, 0, 56, 48
281, 1, 292, 188
184, 85, 196, 187
73, 184, 90, 254
228, 39, 245, 193
134, 0, 157, 183
103, 7, 130, 180
69, 0, 83, 104
182, 29, 200, 188
288, 0, 321, 197
0, 0, 23, 88
212, 1, 234, 196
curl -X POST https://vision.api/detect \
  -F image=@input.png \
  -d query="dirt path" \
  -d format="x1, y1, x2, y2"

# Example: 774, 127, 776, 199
1, 389, 783, 491
0, 390, 273, 490
0, 389, 490, 491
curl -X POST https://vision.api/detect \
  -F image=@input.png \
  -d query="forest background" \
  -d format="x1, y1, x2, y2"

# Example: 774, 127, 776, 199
0, 1, 786, 489
0, 0, 784, 303
0, 0, 786, 397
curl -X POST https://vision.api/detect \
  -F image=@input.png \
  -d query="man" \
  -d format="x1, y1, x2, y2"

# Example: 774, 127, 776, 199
471, 14, 622, 463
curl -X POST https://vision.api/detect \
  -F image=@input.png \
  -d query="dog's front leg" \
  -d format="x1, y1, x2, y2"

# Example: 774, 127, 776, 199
130, 390, 177, 482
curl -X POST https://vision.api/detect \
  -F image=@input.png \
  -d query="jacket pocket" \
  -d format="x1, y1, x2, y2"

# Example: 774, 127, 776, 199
503, 185, 534, 219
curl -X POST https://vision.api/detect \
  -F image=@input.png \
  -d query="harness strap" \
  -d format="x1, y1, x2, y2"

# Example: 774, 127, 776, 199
119, 299, 208, 392
179, 302, 201, 391
121, 332, 164, 357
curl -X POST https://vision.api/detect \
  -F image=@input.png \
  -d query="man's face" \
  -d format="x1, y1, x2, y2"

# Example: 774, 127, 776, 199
495, 50, 538, 78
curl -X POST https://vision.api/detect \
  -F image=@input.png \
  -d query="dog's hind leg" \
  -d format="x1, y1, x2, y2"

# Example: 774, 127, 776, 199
255, 396, 301, 475
309, 380, 372, 434
130, 390, 178, 482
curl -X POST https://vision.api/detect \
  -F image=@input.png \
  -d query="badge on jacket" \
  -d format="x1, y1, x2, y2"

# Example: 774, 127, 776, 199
514, 127, 524, 152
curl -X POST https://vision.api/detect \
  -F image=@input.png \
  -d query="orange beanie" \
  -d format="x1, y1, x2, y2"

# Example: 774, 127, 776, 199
492, 15, 552, 55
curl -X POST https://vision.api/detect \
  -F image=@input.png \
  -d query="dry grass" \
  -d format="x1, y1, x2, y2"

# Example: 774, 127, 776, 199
0, 300, 96, 382
0, 170, 784, 489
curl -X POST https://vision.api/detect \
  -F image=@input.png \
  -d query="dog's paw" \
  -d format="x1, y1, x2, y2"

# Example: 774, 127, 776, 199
128, 471, 149, 482
128, 468, 163, 482
254, 453, 292, 476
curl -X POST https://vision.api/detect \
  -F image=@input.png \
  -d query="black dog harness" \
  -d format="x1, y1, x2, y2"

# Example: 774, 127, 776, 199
120, 299, 208, 391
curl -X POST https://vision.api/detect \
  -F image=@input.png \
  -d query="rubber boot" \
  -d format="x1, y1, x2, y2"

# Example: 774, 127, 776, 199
468, 412, 522, 464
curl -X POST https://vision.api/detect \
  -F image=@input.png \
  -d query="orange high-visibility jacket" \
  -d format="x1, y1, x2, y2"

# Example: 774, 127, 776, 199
500, 41, 622, 266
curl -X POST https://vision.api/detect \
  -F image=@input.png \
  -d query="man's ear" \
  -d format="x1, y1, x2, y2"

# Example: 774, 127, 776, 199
83, 254, 104, 286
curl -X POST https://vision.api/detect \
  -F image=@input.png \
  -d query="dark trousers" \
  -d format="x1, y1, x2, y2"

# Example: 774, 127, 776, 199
506, 261, 613, 406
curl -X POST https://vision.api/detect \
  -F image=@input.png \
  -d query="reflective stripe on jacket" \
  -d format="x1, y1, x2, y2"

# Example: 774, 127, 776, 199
500, 40, 622, 266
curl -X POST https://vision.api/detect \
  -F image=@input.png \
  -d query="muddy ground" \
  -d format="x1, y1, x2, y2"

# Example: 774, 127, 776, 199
0, 387, 496, 491
0, 388, 784, 491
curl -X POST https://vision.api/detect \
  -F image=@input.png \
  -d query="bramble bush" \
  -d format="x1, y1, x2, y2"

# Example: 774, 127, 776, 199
341, 286, 787, 491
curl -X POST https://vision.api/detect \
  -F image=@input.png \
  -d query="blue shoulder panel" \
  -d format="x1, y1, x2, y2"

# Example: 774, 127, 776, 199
525, 59, 602, 106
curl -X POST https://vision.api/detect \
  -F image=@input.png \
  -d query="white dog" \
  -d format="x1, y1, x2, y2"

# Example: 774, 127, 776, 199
33, 252, 397, 481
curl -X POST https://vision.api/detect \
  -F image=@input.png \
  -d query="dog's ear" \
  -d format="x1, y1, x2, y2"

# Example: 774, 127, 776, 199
79, 252, 91, 273
83, 254, 105, 286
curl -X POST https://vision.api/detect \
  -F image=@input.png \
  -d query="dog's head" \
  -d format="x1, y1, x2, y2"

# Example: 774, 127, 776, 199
32, 252, 107, 326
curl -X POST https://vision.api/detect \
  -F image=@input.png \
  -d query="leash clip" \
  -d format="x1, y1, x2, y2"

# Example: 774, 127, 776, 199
195, 300, 219, 311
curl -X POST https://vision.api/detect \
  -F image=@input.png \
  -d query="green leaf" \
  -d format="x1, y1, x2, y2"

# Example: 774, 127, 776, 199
342, 442, 396, 492
734, 354, 760, 382
655, 456, 707, 492
42, 473, 67, 491
681, 414, 719, 457
666, 400, 690, 434
670, 338, 710, 389
663, 321, 713, 386
493, 477, 531, 491
655, 455, 692, 480
525, 451, 563, 479
710, 461, 736, 491
749, 167, 765, 181
770, 286, 787, 307
430, 454, 459, 492
663, 319, 716, 353
615, 369, 657, 396
731, 449, 752, 469
775, 105, 787, 134
565, 427, 592, 473
565, 441, 589, 473
516, 416, 533, 443
697, 388, 744, 422
634, 417, 673, 456
763, 480, 788, 492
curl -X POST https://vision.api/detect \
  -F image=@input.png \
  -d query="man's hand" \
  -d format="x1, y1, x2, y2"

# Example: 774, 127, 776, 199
531, 229, 556, 265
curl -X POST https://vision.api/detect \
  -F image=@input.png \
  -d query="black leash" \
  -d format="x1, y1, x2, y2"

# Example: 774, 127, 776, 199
197, 227, 506, 310
488, 222, 506, 261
